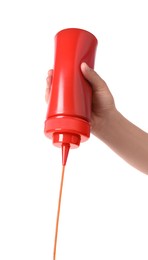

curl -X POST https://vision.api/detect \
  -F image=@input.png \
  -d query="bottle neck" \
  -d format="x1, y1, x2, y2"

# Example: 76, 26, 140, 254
52, 132, 81, 148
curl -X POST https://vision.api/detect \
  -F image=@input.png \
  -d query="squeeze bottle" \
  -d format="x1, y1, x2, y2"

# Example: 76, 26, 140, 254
44, 28, 98, 165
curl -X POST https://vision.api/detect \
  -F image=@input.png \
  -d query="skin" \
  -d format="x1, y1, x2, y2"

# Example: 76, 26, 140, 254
45, 62, 148, 175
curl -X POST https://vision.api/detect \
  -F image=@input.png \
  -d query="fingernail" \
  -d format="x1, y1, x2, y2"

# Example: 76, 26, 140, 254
81, 62, 90, 70
48, 70, 53, 77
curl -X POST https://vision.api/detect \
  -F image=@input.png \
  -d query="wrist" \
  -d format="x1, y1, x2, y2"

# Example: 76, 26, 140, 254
92, 108, 121, 141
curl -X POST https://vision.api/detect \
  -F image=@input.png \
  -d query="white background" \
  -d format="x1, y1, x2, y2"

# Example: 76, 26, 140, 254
0, 0, 148, 259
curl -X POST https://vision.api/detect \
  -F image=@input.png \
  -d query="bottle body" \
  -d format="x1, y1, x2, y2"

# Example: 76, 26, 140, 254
44, 28, 98, 148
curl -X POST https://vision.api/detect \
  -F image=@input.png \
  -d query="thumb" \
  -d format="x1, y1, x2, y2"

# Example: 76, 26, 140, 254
81, 62, 107, 92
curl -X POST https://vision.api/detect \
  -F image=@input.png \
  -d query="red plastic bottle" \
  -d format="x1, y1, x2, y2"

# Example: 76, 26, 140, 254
44, 28, 98, 165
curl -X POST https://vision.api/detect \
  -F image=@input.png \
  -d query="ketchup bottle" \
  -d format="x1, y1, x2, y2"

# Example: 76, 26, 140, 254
44, 28, 98, 165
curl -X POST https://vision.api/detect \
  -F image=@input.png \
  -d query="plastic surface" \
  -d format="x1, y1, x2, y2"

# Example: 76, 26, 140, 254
44, 28, 98, 164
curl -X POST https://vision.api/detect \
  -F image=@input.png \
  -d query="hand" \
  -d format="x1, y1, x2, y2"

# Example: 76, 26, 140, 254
45, 69, 53, 103
80, 62, 116, 137
45, 63, 116, 139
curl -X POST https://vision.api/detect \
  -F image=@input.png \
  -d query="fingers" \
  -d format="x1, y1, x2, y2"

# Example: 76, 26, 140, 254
81, 62, 107, 92
45, 64, 108, 103
45, 69, 53, 103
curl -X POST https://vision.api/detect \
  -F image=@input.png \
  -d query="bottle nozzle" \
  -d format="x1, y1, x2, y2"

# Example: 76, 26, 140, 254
52, 132, 81, 165
62, 144, 70, 166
